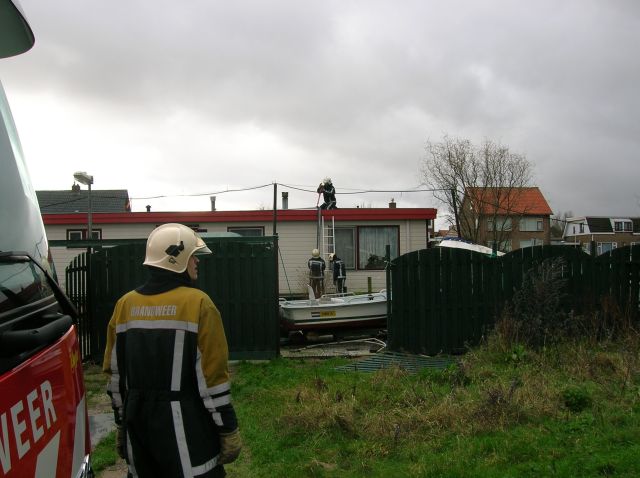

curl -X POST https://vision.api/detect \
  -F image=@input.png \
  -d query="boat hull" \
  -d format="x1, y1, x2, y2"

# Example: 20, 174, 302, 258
279, 292, 387, 331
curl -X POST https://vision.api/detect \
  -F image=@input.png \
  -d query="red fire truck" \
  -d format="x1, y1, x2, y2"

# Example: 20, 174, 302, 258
0, 1, 93, 476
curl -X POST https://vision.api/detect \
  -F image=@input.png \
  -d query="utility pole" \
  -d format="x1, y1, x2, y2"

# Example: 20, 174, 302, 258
272, 182, 277, 236
451, 188, 461, 238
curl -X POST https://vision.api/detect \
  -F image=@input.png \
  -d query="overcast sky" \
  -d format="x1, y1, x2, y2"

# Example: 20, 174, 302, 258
1, 0, 639, 225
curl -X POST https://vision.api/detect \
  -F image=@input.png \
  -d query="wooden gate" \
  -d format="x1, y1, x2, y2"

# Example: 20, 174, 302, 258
66, 236, 279, 362
65, 249, 93, 360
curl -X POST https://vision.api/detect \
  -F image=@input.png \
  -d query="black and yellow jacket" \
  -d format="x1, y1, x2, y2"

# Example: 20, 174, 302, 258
103, 282, 237, 478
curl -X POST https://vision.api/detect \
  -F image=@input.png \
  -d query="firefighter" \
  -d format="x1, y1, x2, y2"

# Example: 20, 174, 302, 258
317, 177, 337, 209
308, 248, 326, 298
330, 253, 347, 294
103, 223, 241, 478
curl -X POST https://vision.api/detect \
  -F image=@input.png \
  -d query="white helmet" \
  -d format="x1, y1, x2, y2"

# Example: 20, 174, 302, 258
323, 177, 331, 184
312, 248, 320, 257
143, 223, 212, 273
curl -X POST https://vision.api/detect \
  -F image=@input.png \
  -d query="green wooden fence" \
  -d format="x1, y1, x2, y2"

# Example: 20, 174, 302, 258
66, 237, 279, 362
388, 244, 640, 355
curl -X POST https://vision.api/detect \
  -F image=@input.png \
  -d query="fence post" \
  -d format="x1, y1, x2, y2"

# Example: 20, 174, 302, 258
385, 244, 391, 334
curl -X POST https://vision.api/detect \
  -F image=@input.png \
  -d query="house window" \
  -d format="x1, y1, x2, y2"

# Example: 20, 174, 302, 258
227, 226, 264, 237
66, 229, 102, 241
335, 228, 355, 269
520, 238, 543, 248
68, 230, 83, 241
614, 221, 632, 232
579, 223, 584, 233
519, 217, 544, 232
487, 217, 512, 232
487, 239, 512, 253
358, 226, 399, 270
597, 242, 617, 255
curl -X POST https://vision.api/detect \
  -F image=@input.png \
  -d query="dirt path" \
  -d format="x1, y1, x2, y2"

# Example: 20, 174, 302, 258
97, 459, 128, 478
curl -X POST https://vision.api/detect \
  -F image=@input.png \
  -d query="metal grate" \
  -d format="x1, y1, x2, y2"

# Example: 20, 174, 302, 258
335, 351, 456, 373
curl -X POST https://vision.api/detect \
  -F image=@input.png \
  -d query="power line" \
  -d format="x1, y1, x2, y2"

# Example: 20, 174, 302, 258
130, 183, 273, 200
39, 182, 619, 230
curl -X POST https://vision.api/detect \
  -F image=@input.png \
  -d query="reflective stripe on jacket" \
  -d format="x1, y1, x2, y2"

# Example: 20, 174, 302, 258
308, 258, 325, 279
332, 259, 346, 280
103, 286, 236, 477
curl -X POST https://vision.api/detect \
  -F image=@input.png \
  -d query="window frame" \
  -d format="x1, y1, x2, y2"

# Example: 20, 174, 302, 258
614, 221, 633, 232
227, 226, 265, 237
356, 225, 399, 270
334, 227, 356, 270
487, 216, 512, 232
519, 238, 543, 248
597, 242, 617, 255
519, 217, 544, 232
66, 228, 102, 241
487, 239, 512, 253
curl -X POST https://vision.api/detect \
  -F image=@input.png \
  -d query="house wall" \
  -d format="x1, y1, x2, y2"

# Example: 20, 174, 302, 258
477, 215, 551, 251
45, 217, 431, 295
511, 216, 551, 248
276, 218, 429, 296
563, 232, 640, 254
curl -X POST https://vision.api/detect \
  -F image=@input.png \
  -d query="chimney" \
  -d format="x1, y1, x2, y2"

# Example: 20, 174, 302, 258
210, 196, 216, 211
389, 198, 396, 208
282, 192, 289, 210
146, 205, 151, 212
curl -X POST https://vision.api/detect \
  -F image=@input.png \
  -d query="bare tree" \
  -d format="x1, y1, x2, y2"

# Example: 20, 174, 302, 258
550, 210, 573, 238
421, 135, 533, 248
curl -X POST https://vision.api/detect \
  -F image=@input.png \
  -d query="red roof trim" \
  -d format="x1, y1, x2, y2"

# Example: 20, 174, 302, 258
42, 208, 437, 225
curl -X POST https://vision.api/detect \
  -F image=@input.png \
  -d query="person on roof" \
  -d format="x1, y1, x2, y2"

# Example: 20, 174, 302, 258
103, 223, 241, 478
308, 248, 326, 298
317, 177, 337, 210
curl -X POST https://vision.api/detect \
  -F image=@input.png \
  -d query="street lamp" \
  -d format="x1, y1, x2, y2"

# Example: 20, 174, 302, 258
73, 171, 94, 241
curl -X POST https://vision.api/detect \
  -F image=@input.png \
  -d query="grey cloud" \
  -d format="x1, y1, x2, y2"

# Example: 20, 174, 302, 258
3, 0, 639, 217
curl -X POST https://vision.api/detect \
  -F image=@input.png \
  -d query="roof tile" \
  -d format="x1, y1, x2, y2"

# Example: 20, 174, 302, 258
465, 187, 552, 215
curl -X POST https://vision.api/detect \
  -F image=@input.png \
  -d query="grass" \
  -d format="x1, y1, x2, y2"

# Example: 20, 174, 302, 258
90, 430, 119, 473
85, 333, 640, 477
82, 363, 120, 475
228, 333, 640, 477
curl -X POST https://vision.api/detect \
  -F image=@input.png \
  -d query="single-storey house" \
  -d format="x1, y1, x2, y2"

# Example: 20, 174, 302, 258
40, 198, 437, 295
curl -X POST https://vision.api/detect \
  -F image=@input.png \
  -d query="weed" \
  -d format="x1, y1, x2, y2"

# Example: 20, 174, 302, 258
505, 257, 569, 348
562, 385, 593, 413
508, 344, 527, 365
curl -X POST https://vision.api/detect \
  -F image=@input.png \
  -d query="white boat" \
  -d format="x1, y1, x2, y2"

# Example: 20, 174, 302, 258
280, 286, 387, 332
437, 237, 505, 256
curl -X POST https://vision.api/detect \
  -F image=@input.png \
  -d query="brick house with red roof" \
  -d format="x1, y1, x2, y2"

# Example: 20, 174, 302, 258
460, 187, 553, 252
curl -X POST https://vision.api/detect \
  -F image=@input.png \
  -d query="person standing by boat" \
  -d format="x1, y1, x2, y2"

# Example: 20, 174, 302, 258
103, 223, 241, 478
330, 253, 347, 294
317, 177, 337, 209
308, 248, 326, 298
